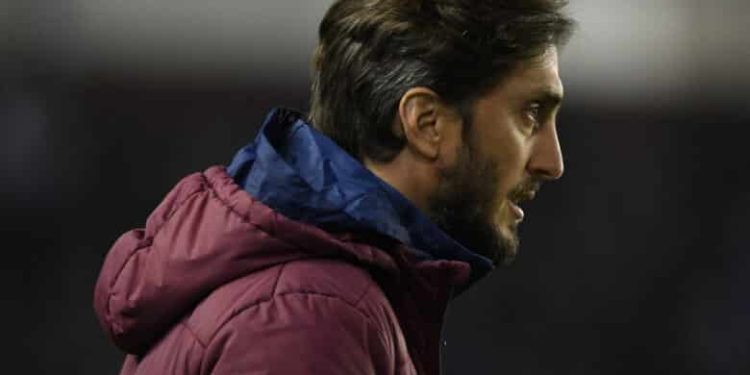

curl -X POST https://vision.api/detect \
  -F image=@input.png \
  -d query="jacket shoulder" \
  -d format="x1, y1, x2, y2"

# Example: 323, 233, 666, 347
185, 258, 399, 374
185, 258, 392, 345
276, 258, 384, 307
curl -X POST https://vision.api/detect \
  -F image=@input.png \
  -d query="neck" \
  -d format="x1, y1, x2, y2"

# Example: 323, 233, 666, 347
364, 153, 436, 213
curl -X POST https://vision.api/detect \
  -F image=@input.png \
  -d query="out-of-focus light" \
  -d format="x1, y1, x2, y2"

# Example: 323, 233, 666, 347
5, 0, 749, 101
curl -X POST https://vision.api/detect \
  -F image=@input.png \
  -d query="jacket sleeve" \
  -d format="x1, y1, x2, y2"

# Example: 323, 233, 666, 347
203, 292, 395, 375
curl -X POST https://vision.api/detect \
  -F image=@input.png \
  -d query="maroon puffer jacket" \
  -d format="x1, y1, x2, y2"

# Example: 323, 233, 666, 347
94, 167, 472, 374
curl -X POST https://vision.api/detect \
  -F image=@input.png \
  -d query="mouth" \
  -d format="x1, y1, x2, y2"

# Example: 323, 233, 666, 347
508, 190, 537, 225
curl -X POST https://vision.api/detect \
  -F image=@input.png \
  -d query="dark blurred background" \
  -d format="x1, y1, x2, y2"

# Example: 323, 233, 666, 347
2, 0, 748, 374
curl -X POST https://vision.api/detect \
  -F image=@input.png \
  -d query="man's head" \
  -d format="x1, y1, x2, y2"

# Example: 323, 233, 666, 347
310, 0, 575, 264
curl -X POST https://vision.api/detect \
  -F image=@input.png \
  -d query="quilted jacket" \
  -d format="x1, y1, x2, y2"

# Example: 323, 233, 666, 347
93, 109, 493, 374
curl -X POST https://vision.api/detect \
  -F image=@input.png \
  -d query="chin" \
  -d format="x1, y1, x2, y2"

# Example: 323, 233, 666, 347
496, 223, 520, 265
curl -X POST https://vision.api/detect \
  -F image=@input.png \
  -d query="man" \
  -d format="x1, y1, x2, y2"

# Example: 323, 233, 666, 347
94, 0, 574, 373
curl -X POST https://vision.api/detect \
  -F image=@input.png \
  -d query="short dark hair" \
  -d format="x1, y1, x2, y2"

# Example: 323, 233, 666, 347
309, 0, 575, 162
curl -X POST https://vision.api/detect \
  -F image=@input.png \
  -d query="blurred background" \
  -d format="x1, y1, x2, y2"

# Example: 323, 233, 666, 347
2, 0, 748, 373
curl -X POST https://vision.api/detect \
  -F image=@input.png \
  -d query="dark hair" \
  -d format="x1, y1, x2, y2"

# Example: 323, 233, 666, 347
309, 0, 575, 162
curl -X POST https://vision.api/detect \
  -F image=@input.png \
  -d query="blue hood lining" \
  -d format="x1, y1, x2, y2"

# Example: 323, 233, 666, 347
227, 108, 493, 278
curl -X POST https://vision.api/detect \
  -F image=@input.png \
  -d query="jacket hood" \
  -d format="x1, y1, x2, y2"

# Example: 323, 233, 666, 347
227, 108, 493, 279
94, 108, 490, 355
94, 166, 409, 354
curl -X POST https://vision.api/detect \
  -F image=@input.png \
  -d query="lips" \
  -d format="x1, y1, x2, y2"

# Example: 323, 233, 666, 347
507, 180, 540, 225
509, 201, 525, 223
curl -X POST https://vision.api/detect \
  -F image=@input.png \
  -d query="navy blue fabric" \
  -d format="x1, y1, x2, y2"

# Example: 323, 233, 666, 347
227, 108, 493, 279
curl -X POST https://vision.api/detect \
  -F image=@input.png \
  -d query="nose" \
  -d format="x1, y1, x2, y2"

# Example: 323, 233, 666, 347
528, 124, 564, 180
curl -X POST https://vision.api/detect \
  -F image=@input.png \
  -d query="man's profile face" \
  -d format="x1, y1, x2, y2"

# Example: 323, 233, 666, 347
429, 46, 565, 265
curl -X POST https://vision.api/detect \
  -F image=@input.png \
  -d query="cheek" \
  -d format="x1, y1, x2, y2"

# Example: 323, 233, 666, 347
485, 146, 528, 224
482, 164, 513, 224
469, 117, 528, 212
494, 138, 529, 193
475, 122, 528, 187
488, 152, 522, 204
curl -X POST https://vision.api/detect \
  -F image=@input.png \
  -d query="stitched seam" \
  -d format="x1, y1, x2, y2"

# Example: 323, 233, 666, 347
203, 264, 286, 345
354, 282, 400, 369
274, 291, 372, 318
270, 263, 287, 297
180, 321, 207, 349
207, 291, 379, 347
353, 280, 376, 309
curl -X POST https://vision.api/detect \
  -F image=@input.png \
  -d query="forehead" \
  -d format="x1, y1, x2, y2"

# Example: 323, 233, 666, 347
491, 47, 563, 100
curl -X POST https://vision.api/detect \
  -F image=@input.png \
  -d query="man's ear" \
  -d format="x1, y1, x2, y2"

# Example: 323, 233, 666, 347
397, 87, 454, 160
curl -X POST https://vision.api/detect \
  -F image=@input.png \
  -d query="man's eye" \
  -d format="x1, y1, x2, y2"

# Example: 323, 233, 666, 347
525, 103, 542, 128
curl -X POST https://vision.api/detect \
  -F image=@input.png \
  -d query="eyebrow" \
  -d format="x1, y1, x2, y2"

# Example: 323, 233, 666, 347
533, 89, 564, 108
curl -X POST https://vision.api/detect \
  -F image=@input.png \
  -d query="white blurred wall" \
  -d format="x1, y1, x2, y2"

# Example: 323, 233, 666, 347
5, 0, 750, 103
563, 0, 750, 105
